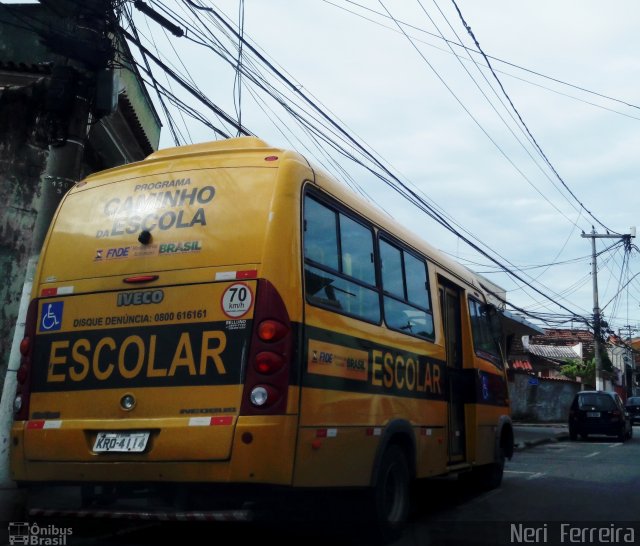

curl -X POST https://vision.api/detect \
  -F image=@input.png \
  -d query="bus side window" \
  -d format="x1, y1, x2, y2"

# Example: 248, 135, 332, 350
304, 197, 338, 269
380, 238, 434, 340
303, 194, 380, 323
340, 214, 375, 286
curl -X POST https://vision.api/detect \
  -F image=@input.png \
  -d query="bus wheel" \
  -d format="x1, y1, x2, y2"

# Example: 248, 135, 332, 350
371, 445, 410, 537
470, 446, 505, 491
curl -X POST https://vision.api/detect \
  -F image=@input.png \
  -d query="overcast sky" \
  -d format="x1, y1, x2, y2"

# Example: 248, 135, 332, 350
122, 1, 640, 333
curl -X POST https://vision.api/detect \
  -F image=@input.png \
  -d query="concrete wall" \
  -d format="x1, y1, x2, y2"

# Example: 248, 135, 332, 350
0, 88, 48, 381
509, 371, 580, 423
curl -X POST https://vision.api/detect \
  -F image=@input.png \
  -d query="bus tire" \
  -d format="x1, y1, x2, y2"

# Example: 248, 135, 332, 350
369, 444, 410, 538
470, 445, 505, 491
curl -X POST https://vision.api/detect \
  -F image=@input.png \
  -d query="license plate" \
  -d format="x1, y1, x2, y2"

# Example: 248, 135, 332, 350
93, 431, 149, 453
587, 411, 600, 418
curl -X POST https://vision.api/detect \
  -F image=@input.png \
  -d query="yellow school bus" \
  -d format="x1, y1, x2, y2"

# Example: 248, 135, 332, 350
10, 137, 513, 534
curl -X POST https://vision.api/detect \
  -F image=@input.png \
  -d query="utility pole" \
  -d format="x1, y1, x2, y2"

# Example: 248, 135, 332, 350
581, 226, 636, 390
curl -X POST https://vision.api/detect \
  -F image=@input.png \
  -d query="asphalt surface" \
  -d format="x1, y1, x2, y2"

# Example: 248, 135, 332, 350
512, 422, 569, 451
403, 425, 640, 545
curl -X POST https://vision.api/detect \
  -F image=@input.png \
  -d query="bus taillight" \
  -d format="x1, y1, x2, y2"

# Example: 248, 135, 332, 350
19, 336, 30, 357
257, 319, 288, 342
241, 280, 292, 415
255, 351, 285, 374
14, 299, 38, 421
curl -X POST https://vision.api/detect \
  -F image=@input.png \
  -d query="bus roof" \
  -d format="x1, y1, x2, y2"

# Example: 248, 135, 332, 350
78, 136, 488, 295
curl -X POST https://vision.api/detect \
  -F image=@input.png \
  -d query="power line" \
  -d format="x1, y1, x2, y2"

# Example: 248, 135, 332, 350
416, 0, 588, 227
449, 0, 615, 235
234, 0, 245, 136
124, 6, 182, 145
131, 0, 605, 326
118, 25, 248, 137
376, 1, 588, 231
174, 0, 592, 318
447, 240, 621, 273
321, 0, 640, 114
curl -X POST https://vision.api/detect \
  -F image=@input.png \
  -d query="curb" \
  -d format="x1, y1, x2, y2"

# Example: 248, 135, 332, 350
512, 423, 567, 428
514, 432, 569, 452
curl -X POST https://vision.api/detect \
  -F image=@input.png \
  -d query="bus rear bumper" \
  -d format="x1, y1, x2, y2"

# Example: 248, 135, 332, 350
27, 506, 253, 522
21, 481, 295, 518
10, 415, 298, 484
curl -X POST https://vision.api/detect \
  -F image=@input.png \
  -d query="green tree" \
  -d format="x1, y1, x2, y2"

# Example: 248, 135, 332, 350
560, 352, 612, 386
560, 358, 595, 384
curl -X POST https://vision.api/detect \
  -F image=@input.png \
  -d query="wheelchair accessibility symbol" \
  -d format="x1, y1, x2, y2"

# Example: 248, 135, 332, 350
40, 301, 63, 332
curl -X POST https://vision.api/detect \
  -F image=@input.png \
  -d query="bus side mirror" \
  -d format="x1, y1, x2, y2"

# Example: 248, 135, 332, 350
480, 303, 497, 318
481, 303, 503, 346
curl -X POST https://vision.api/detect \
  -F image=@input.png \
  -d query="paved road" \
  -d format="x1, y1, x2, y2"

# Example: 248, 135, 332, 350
400, 427, 640, 545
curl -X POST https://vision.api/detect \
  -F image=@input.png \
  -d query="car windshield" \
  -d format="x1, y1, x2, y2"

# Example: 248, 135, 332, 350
578, 394, 616, 411
626, 397, 640, 405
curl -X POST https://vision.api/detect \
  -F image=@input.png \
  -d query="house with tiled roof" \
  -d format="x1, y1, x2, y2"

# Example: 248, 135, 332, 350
507, 328, 592, 422
508, 327, 629, 392
532, 328, 595, 356
508, 328, 593, 381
